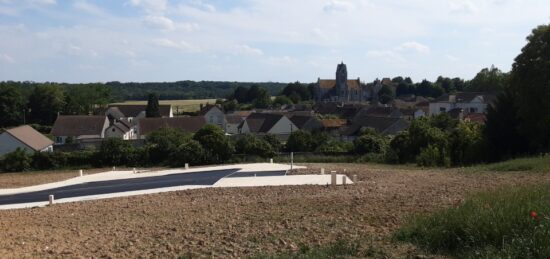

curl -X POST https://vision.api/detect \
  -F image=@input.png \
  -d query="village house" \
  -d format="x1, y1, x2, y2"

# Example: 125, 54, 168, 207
429, 92, 496, 116
198, 104, 225, 128
0, 125, 54, 156
319, 119, 348, 136
288, 115, 323, 132
238, 113, 297, 137
104, 118, 137, 140
51, 116, 109, 144
137, 117, 206, 139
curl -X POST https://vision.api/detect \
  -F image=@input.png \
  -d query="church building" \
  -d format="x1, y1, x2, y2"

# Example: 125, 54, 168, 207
315, 62, 364, 102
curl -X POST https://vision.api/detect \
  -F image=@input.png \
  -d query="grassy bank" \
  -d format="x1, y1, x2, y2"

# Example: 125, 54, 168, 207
464, 156, 550, 173
395, 184, 550, 258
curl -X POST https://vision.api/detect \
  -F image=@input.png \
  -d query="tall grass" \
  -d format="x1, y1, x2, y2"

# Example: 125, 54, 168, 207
465, 156, 550, 173
252, 240, 386, 259
395, 184, 550, 258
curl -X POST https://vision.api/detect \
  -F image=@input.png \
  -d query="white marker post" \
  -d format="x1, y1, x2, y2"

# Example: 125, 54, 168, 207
353, 174, 358, 183
133, 168, 137, 174
112, 166, 116, 171
79, 169, 83, 177
342, 175, 347, 185
321, 168, 325, 175
185, 163, 189, 170
48, 195, 54, 205
331, 171, 337, 186
270, 158, 273, 164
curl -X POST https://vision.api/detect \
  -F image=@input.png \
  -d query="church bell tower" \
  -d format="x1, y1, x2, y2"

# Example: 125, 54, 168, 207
336, 62, 348, 101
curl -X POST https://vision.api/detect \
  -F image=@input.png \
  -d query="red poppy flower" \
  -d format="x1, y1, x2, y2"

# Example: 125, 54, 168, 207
530, 210, 540, 221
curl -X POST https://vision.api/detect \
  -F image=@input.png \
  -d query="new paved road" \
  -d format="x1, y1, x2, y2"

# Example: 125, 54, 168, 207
0, 169, 286, 205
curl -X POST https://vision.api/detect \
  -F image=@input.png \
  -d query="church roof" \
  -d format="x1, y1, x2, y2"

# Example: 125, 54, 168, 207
317, 79, 361, 90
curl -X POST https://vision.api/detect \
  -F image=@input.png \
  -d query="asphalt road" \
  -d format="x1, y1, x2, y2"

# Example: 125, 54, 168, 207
0, 169, 286, 205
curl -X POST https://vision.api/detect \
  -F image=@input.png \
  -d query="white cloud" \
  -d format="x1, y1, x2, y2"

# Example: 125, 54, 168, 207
152, 38, 200, 52
128, 0, 166, 13
73, 1, 104, 16
267, 56, 297, 66
398, 41, 431, 53
366, 50, 406, 63
445, 54, 460, 62
233, 45, 263, 56
0, 53, 15, 63
143, 15, 175, 30
323, 0, 355, 12
449, 0, 479, 14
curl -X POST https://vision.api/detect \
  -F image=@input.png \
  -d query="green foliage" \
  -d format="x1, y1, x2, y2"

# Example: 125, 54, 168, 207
235, 134, 275, 158
316, 139, 353, 154
449, 122, 487, 165
511, 24, 550, 152
147, 128, 190, 164
282, 81, 312, 103
465, 65, 509, 92
484, 89, 527, 161
286, 131, 315, 152
0, 84, 25, 127
28, 83, 65, 125
395, 184, 550, 258
63, 83, 111, 115
262, 134, 283, 152
377, 85, 394, 104
98, 138, 134, 166
465, 155, 550, 173
415, 144, 450, 167
353, 133, 387, 155
145, 93, 161, 118
1, 148, 32, 172
253, 240, 371, 259
193, 124, 235, 163
273, 95, 293, 107
170, 139, 205, 166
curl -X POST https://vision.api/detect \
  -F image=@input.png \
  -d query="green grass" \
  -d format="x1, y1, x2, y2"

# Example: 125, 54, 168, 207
464, 156, 550, 173
252, 240, 387, 259
395, 183, 550, 258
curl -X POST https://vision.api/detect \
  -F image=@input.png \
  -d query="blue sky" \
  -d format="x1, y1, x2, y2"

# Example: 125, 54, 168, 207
0, 0, 549, 83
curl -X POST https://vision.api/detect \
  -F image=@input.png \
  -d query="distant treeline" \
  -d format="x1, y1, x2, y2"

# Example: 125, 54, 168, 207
106, 81, 288, 101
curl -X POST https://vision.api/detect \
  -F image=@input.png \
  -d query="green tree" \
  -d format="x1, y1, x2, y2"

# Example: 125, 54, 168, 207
282, 81, 311, 102
146, 93, 161, 118
193, 124, 235, 163
510, 24, 550, 152
232, 86, 249, 103
235, 135, 275, 158
449, 122, 486, 165
286, 131, 315, 152
28, 84, 65, 125
466, 65, 509, 92
98, 138, 134, 166
0, 84, 25, 127
63, 84, 111, 115
273, 96, 293, 107
170, 138, 205, 166
378, 85, 394, 104
1, 148, 32, 172
262, 134, 283, 152
147, 128, 190, 164
353, 134, 386, 154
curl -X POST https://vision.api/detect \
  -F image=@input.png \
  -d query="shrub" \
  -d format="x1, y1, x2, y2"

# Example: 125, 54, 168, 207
416, 144, 450, 167
147, 128, 190, 164
1, 148, 32, 172
98, 138, 134, 166
353, 134, 386, 155
286, 131, 315, 152
31, 151, 59, 170
316, 139, 352, 154
262, 134, 283, 152
170, 139, 205, 166
194, 124, 235, 163
235, 135, 275, 158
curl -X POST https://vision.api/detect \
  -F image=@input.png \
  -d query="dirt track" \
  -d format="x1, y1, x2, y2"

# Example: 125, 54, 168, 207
0, 163, 549, 258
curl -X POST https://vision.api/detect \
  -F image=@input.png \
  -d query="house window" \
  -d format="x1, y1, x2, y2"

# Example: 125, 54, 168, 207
439, 107, 447, 112
209, 116, 214, 123
55, 137, 63, 144
470, 107, 477, 113
217, 116, 223, 124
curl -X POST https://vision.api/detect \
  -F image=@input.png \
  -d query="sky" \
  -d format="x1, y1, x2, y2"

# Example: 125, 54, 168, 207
0, 0, 549, 83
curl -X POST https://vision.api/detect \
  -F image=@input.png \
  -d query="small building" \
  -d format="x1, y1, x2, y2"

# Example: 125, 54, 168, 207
429, 92, 496, 116
342, 116, 410, 139
464, 113, 487, 124
320, 119, 348, 136
239, 113, 297, 136
198, 104, 225, 128
225, 115, 245, 135
104, 119, 136, 140
289, 115, 323, 132
51, 116, 109, 144
399, 108, 426, 120
0, 125, 54, 156
138, 117, 206, 138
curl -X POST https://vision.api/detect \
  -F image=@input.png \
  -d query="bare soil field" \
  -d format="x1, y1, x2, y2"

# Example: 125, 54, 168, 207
0, 168, 109, 189
1, 163, 549, 258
